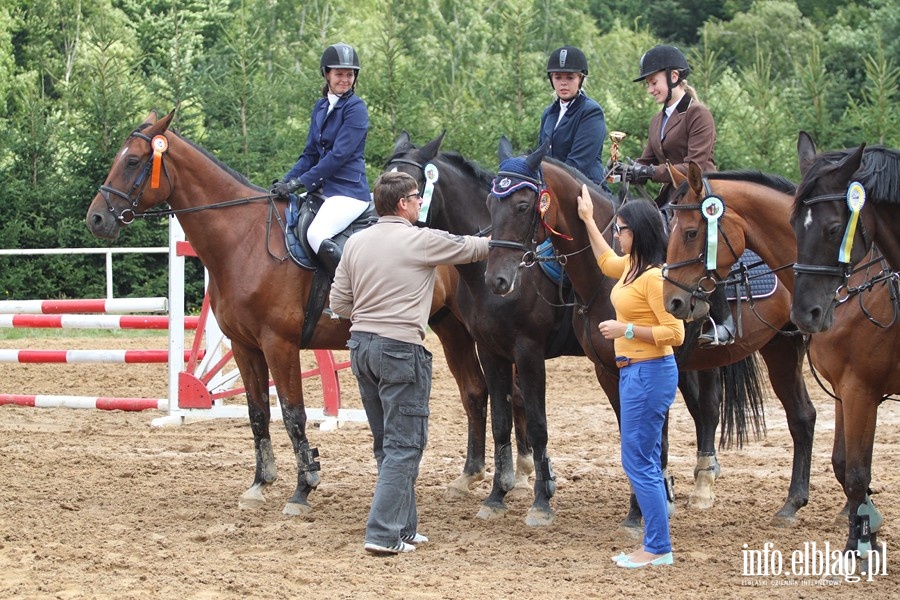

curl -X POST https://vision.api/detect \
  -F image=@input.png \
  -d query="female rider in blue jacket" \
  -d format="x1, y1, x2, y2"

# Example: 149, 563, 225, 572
271, 42, 370, 277
538, 46, 608, 187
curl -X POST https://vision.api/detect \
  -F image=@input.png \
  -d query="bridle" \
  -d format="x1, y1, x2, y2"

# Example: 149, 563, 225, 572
487, 169, 545, 257
97, 129, 173, 224
97, 128, 270, 225
662, 177, 742, 304
792, 184, 870, 287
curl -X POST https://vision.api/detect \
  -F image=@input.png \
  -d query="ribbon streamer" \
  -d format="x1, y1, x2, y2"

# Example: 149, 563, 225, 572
420, 163, 439, 221
839, 181, 866, 264
701, 196, 725, 270
150, 135, 168, 189
538, 190, 573, 240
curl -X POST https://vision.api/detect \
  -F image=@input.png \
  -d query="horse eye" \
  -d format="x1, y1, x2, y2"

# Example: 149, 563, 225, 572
126, 156, 140, 167
517, 202, 531, 215
685, 229, 698, 241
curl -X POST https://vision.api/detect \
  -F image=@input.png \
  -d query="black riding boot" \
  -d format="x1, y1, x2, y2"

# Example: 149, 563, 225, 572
699, 287, 735, 346
316, 238, 342, 280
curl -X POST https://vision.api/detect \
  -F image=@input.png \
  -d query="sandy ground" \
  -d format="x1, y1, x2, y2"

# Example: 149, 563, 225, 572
1, 331, 899, 599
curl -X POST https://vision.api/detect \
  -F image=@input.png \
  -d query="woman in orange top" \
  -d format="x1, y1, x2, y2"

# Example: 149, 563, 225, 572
577, 186, 684, 568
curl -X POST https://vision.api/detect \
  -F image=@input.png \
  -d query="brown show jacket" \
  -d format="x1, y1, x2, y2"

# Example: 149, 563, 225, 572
637, 92, 716, 205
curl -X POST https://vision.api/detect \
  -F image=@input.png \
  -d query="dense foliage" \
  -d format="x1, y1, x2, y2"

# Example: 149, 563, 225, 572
1, 0, 897, 306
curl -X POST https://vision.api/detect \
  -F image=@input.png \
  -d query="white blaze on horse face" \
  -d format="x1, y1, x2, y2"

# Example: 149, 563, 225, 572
390, 167, 398, 173
802, 206, 814, 230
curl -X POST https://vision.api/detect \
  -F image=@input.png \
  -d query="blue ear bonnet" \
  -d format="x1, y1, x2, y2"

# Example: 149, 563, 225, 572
492, 156, 541, 198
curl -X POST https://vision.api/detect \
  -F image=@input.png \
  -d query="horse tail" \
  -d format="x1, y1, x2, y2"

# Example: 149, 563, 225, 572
718, 352, 767, 449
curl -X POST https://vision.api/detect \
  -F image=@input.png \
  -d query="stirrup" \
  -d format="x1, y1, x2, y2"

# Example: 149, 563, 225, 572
698, 317, 735, 346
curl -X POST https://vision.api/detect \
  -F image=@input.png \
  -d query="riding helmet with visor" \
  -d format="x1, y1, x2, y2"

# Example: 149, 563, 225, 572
546, 46, 589, 86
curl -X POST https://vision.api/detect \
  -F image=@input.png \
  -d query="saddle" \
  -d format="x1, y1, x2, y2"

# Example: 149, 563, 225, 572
284, 192, 378, 270
284, 193, 378, 348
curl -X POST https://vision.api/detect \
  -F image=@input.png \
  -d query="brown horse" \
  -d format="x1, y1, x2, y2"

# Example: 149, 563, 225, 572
791, 131, 900, 333
85, 110, 489, 515
666, 161, 897, 559
484, 152, 811, 525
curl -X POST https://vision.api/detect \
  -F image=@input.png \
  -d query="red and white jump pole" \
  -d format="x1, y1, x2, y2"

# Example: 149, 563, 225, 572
0, 218, 364, 430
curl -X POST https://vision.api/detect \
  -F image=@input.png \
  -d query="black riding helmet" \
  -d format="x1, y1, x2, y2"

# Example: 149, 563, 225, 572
546, 46, 589, 87
633, 44, 691, 82
319, 42, 361, 76
634, 45, 690, 106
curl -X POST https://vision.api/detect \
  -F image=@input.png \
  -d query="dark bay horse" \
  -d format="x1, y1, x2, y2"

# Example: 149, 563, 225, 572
85, 110, 490, 514
791, 131, 900, 333
665, 160, 897, 559
385, 132, 586, 526
485, 152, 812, 526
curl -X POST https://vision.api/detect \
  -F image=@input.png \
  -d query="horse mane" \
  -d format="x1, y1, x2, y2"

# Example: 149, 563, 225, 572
543, 157, 616, 206
795, 146, 900, 215
706, 170, 796, 195
439, 152, 496, 189
174, 131, 266, 192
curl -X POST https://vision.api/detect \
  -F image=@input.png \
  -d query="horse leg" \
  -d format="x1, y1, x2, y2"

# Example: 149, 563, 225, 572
233, 343, 278, 511
430, 314, 489, 498
475, 352, 515, 520
268, 343, 320, 516
759, 336, 816, 526
839, 388, 882, 568
514, 352, 555, 527
508, 369, 534, 500
680, 369, 721, 510
832, 400, 850, 526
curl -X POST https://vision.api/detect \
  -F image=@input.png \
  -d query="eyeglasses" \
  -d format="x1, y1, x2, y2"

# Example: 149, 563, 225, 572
403, 192, 422, 202
613, 223, 630, 234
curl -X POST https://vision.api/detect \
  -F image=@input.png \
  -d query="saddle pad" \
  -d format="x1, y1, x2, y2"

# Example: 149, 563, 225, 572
536, 239, 570, 288
724, 249, 777, 301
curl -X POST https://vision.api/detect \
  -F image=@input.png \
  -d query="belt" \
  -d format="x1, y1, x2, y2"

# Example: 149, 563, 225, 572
615, 356, 660, 368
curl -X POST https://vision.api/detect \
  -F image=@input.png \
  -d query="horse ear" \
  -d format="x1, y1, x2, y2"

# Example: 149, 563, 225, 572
394, 130, 414, 153
797, 131, 818, 177
419, 130, 446, 161
498, 135, 514, 162
838, 142, 866, 178
142, 111, 158, 126
526, 140, 550, 172
687, 162, 703, 196
156, 109, 176, 133
668, 162, 687, 187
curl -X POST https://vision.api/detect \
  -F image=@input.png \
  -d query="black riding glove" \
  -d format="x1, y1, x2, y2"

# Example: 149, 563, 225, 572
625, 163, 655, 184
270, 178, 302, 200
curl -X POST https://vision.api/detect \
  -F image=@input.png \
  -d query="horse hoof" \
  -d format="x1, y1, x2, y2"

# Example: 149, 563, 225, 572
769, 513, 797, 528
618, 524, 642, 540
444, 484, 471, 500
524, 507, 555, 527
238, 493, 266, 510
282, 501, 313, 517
506, 476, 532, 501
687, 492, 715, 510
476, 504, 507, 520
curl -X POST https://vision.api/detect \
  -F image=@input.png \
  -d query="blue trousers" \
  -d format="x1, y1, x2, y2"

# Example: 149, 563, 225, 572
619, 355, 677, 554
348, 332, 432, 547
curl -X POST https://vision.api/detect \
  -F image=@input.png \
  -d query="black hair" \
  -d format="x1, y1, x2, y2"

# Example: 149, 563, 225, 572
618, 199, 667, 284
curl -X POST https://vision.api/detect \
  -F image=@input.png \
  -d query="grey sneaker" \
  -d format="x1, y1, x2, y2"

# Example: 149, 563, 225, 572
364, 541, 416, 555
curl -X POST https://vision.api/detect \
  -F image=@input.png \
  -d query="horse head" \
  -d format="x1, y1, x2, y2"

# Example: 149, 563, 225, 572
484, 142, 550, 296
86, 110, 177, 239
663, 162, 746, 322
384, 131, 493, 235
791, 132, 870, 332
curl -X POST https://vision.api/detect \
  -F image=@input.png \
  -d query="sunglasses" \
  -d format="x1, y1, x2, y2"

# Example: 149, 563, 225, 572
404, 192, 422, 201
613, 223, 630, 234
